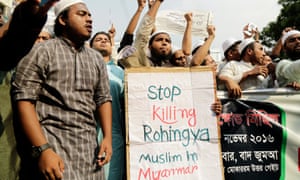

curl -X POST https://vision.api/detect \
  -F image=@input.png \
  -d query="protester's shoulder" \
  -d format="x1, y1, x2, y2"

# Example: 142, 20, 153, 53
108, 59, 124, 71
277, 59, 293, 65
221, 60, 241, 69
276, 59, 293, 73
226, 60, 241, 65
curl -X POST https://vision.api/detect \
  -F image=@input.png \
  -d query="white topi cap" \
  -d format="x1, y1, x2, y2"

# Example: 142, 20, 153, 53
281, 30, 300, 45
54, 0, 84, 17
238, 38, 255, 54
149, 30, 170, 45
191, 39, 205, 55
222, 38, 241, 55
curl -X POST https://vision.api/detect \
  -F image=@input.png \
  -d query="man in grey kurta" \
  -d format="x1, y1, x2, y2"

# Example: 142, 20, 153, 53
11, 0, 112, 179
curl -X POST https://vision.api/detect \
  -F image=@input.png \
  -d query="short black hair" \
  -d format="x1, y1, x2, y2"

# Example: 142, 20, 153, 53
89, 31, 112, 47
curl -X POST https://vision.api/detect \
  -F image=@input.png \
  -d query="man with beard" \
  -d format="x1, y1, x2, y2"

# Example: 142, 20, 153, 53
274, 30, 300, 88
118, 0, 173, 67
218, 38, 270, 91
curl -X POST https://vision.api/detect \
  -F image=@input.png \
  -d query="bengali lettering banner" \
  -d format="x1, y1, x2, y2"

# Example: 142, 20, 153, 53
218, 89, 300, 180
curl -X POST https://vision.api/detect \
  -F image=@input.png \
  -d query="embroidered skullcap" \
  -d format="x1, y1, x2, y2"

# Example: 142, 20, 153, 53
238, 38, 255, 54
54, 0, 84, 17
149, 30, 170, 45
222, 38, 241, 55
281, 30, 300, 45
191, 40, 205, 55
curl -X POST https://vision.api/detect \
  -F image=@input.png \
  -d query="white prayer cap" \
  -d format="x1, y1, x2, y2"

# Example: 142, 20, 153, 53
239, 38, 255, 54
281, 30, 300, 45
54, 0, 84, 17
222, 38, 241, 55
191, 40, 205, 55
149, 30, 170, 45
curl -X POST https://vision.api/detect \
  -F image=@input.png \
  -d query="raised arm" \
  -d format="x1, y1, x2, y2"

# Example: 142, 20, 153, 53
0, 0, 60, 71
108, 24, 116, 47
147, 0, 163, 19
133, 0, 164, 49
182, 12, 192, 56
127, 0, 146, 34
190, 25, 216, 66
117, 0, 146, 52
271, 27, 295, 58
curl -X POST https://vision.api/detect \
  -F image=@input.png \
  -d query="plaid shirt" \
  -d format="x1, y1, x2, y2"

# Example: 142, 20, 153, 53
12, 37, 111, 179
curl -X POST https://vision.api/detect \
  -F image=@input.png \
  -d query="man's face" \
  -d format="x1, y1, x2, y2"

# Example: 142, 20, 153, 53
284, 34, 300, 60
172, 50, 187, 67
149, 33, 172, 59
35, 31, 51, 44
0, 7, 4, 27
227, 44, 241, 61
91, 33, 112, 57
65, 3, 92, 41
261, 55, 272, 65
251, 42, 265, 65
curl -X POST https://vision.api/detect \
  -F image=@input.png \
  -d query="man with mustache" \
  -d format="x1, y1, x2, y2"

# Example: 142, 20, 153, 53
11, 0, 112, 179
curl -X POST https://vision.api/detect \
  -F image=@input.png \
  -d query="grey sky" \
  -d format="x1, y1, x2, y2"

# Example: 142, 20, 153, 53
85, 0, 281, 51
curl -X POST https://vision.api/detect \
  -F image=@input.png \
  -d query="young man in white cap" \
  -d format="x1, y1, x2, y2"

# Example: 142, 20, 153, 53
11, 0, 112, 179
216, 38, 242, 92
274, 29, 300, 88
222, 38, 241, 62
218, 38, 270, 97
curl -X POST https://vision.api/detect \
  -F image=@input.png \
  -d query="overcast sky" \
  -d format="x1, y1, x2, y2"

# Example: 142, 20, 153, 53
84, 0, 281, 51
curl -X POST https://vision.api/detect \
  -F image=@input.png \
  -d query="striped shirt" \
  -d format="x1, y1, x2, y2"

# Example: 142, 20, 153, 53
12, 37, 112, 179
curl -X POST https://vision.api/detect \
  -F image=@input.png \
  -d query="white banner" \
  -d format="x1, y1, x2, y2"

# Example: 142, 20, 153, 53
156, 10, 213, 37
126, 67, 223, 180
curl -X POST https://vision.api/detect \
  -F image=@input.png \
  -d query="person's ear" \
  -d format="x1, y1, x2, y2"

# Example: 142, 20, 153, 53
58, 15, 67, 26
246, 47, 253, 55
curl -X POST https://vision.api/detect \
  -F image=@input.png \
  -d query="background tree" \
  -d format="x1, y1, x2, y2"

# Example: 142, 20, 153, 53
260, 0, 300, 51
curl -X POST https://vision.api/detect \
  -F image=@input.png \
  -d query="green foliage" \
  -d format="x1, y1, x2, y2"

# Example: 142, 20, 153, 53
261, 0, 300, 49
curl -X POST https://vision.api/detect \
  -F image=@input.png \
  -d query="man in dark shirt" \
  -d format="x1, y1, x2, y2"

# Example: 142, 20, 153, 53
0, 0, 59, 71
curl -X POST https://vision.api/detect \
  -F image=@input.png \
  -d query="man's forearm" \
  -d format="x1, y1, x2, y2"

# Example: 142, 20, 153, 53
17, 101, 48, 146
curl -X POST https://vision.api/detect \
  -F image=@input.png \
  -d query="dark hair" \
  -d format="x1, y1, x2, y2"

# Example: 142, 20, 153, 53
224, 43, 239, 59
170, 53, 178, 66
191, 38, 210, 56
54, 9, 69, 37
192, 46, 210, 56
89, 31, 112, 47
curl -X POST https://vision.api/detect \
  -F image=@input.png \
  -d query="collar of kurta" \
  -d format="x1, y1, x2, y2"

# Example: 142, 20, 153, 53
59, 36, 86, 52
